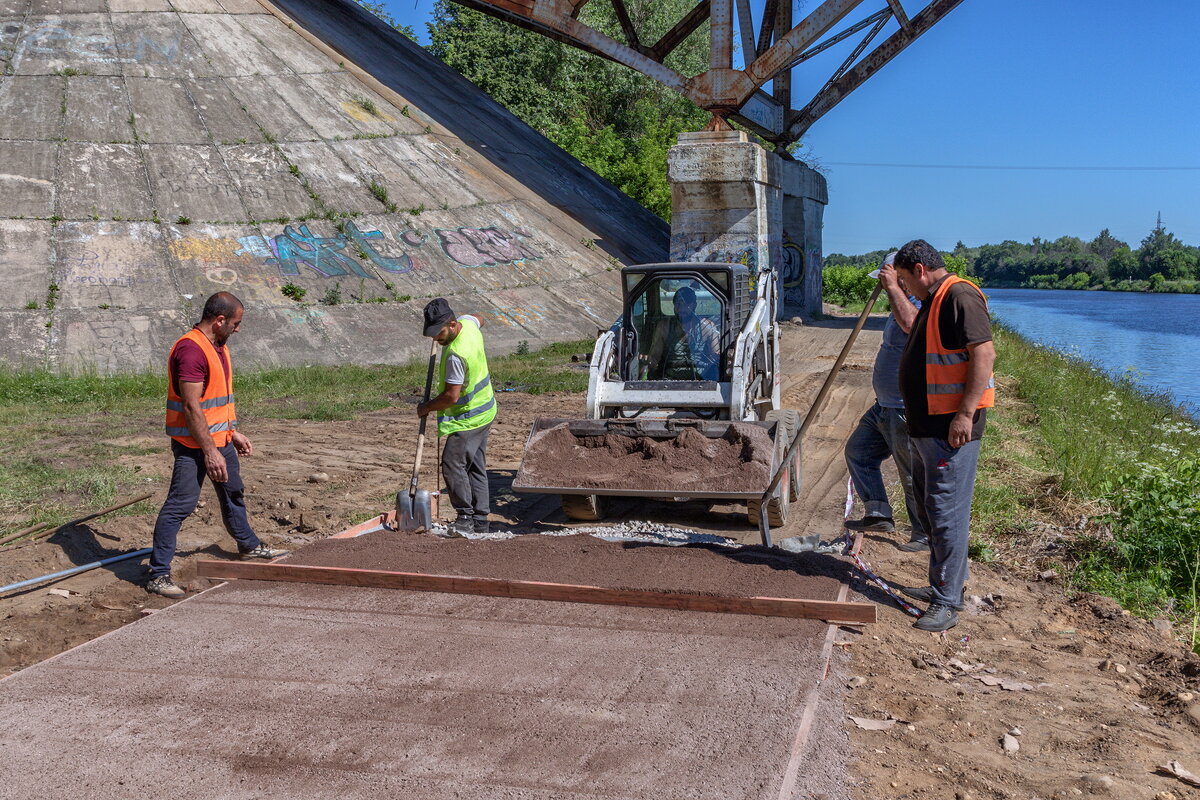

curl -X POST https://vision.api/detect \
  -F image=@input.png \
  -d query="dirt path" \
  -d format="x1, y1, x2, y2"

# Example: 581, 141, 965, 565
2, 316, 1198, 798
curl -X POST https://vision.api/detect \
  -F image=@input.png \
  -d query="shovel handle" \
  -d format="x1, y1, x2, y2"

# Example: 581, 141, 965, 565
410, 338, 440, 494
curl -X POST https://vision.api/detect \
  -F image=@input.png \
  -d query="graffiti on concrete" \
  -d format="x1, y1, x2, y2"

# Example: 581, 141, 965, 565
19, 23, 182, 65
477, 303, 548, 330
702, 246, 759, 272
436, 226, 542, 267
165, 222, 543, 286
781, 241, 805, 288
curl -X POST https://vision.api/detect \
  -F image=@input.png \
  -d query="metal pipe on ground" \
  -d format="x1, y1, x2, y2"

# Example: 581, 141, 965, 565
0, 549, 153, 596
758, 283, 884, 546
0, 493, 156, 548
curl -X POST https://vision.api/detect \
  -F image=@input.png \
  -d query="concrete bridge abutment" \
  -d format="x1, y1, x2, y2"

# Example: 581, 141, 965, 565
667, 131, 826, 316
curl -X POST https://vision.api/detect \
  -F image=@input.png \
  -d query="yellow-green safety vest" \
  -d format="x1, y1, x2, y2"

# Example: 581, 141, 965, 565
438, 318, 496, 436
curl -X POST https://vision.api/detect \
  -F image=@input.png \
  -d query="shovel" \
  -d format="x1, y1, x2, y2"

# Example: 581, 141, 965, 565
396, 339, 440, 532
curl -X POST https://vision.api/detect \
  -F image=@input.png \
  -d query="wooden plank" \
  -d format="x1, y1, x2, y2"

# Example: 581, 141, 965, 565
197, 560, 877, 624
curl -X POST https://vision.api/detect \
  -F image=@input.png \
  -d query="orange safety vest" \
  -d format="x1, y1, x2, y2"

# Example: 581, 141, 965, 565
924, 275, 995, 415
164, 329, 236, 448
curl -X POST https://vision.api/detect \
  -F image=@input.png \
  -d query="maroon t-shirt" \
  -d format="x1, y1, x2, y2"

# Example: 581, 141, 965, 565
170, 334, 230, 397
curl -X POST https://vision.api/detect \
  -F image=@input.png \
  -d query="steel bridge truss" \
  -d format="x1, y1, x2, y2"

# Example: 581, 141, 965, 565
448, 0, 965, 147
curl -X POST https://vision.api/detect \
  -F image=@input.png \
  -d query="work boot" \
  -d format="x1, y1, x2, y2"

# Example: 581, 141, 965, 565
897, 536, 931, 552
913, 603, 959, 632
900, 585, 966, 611
844, 516, 895, 533
239, 543, 289, 561
146, 575, 186, 599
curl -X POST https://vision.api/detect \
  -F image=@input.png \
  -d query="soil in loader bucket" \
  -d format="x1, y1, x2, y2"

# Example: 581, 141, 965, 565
516, 422, 775, 494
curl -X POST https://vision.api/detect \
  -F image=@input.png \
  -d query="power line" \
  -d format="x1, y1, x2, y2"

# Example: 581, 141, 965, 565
823, 162, 1200, 171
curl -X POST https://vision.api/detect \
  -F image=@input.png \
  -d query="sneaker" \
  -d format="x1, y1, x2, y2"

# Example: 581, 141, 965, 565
844, 516, 895, 533
897, 537, 931, 552
239, 543, 289, 561
448, 517, 474, 537
900, 585, 966, 611
913, 603, 959, 632
474, 519, 491, 535
146, 575, 186, 599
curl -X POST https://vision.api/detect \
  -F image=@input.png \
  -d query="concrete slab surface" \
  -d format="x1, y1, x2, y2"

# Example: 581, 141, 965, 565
0, 574, 833, 800
0, 0, 667, 371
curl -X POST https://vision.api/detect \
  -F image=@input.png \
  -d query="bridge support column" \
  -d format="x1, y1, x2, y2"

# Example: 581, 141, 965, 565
667, 130, 782, 282
779, 160, 828, 315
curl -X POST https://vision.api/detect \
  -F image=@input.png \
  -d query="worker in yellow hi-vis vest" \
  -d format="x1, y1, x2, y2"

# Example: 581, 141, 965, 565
417, 298, 497, 537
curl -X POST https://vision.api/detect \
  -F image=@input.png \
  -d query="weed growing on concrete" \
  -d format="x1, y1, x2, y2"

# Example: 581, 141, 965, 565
516, 340, 530, 356
400, 105, 410, 117
581, 238, 597, 250
48, 215, 62, 224
53, 67, 82, 77
176, 215, 191, 225
24, 301, 38, 310
367, 181, 390, 205
406, 204, 425, 216
288, 164, 301, 177
45, 283, 59, 311
322, 283, 343, 305
354, 95, 380, 116
280, 283, 307, 302
98, 304, 110, 310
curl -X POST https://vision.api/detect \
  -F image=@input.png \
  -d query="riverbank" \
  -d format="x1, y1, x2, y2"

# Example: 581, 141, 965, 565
984, 278, 1199, 293
966, 325, 1198, 650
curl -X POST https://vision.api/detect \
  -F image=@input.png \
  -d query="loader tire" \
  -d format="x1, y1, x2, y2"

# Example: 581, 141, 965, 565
562, 494, 606, 521
747, 409, 801, 528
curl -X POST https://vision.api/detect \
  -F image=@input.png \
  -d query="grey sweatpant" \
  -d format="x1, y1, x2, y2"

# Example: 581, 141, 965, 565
844, 402, 925, 538
909, 436, 981, 607
442, 422, 491, 523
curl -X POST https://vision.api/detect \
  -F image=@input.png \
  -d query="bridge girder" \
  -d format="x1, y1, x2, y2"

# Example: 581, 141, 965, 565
447, 0, 966, 148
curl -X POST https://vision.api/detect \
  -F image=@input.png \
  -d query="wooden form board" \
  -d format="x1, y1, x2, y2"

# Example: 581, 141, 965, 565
197, 560, 877, 625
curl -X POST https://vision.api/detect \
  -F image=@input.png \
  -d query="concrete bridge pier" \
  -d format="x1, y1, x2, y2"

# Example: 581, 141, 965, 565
666, 131, 826, 316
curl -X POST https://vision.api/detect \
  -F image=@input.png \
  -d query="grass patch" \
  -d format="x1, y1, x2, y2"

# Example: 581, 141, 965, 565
972, 324, 1200, 649
0, 339, 591, 536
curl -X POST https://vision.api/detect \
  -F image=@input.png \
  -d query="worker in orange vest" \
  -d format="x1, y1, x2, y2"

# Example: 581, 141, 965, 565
147, 292, 286, 598
893, 240, 996, 632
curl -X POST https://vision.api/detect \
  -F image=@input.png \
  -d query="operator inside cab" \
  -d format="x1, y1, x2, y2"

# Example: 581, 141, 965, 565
645, 285, 721, 381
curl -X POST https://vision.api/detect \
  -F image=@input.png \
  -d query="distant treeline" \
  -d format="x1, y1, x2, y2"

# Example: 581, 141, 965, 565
826, 218, 1200, 294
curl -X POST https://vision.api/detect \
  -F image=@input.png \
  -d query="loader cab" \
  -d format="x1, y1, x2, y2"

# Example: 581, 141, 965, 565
618, 263, 751, 384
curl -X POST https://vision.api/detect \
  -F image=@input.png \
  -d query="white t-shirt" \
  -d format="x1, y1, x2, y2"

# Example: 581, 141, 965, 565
443, 315, 481, 387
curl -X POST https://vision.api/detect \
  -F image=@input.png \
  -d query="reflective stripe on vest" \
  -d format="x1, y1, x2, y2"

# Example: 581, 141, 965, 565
164, 329, 236, 448
437, 317, 496, 436
924, 275, 995, 415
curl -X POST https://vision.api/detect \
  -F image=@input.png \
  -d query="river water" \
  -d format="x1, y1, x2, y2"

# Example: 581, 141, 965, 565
983, 288, 1200, 416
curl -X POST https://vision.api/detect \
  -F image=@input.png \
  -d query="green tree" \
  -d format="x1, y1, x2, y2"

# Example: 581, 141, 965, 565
426, 0, 710, 219
1088, 228, 1126, 260
1108, 245, 1138, 282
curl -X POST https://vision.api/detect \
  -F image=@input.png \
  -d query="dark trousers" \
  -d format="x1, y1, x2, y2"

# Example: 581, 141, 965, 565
150, 440, 260, 578
441, 422, 491, 522
909, 437, 981, 606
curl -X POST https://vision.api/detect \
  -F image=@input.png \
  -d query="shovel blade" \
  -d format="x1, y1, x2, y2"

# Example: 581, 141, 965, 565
395, 489, 434, 532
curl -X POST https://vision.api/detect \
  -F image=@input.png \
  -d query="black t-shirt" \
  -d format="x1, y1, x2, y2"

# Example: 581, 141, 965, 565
899, 276, 994, 440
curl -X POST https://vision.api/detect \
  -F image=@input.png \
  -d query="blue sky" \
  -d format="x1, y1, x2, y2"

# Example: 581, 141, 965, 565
376, 0, 1199, 255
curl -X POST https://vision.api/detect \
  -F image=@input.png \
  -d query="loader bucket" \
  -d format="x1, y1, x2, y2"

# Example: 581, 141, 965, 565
512, 418, 781, 501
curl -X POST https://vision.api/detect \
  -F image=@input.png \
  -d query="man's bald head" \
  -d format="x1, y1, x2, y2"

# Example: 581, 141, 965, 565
201, 291, 243, 323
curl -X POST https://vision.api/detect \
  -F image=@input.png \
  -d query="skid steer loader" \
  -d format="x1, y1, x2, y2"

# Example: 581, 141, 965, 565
512, 262, 800, 527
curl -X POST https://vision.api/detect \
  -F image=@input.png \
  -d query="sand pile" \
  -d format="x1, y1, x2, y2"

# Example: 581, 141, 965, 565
516, 423, 774, 493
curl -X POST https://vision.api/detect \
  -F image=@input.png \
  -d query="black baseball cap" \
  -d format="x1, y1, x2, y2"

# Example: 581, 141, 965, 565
422, 298, 455, 337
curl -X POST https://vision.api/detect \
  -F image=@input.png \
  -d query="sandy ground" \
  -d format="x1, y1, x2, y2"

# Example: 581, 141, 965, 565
2, 317, 1198, 798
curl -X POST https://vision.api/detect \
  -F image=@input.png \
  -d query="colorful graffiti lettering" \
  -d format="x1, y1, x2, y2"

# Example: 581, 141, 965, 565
172, 223, 540, 283
437, 226, 542, 267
